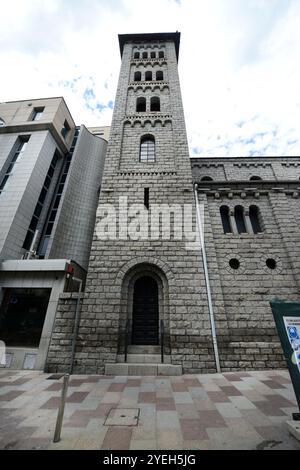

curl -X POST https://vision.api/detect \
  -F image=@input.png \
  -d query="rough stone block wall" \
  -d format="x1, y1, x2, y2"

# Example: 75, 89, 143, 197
64, 36, 217, 375
45, 294, 78, 373
193, 157, 300, 371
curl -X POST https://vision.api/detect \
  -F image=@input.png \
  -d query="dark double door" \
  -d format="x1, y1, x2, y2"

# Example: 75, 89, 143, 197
132, 276, 159, 345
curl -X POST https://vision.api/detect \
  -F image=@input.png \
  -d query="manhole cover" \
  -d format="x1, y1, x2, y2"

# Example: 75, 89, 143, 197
104, 408, 140, 426
47, 374, 65, 380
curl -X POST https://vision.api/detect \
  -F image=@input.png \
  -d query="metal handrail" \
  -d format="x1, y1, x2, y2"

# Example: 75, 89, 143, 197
125, 319, 130, 362
160, 319, 164, 363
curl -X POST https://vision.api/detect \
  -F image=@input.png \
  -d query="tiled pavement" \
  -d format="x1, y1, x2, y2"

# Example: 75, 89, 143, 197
0, 369, 299, 450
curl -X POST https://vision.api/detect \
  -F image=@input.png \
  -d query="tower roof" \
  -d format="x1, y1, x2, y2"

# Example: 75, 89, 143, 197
118, 32, 181, 62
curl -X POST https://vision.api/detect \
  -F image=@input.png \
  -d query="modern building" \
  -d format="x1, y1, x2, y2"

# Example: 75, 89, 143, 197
0, 97, 107, 369
89, 126, 111, 142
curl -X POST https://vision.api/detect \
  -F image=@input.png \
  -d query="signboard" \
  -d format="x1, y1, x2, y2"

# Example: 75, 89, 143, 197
270, 300, 300, 417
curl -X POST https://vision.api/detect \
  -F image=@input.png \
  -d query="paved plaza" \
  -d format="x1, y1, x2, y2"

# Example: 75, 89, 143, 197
0, 369, 299, 450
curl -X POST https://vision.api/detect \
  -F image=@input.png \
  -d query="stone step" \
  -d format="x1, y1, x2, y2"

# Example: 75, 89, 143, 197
117, 353, 171, 364
127, 345, 161, 354
105, 363, 182, 376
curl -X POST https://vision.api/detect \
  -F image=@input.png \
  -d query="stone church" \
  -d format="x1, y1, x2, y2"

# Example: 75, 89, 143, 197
1, 32, 299, 375
45, 32, 300, 375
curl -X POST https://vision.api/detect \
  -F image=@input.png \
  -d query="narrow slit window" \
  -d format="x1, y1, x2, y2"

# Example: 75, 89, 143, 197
249, 205, 262, 234
234, 206, 247, 234
144, 188, 149, 209
220, 206, 232, 234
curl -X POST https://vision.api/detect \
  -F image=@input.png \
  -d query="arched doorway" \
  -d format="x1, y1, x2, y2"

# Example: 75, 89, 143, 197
132, 276, 159, 345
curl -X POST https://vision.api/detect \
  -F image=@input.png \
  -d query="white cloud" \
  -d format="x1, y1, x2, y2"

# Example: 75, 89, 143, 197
0, 0, 300, 156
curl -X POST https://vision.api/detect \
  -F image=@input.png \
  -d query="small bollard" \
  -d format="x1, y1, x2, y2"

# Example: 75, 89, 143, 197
53, 373, 69, 443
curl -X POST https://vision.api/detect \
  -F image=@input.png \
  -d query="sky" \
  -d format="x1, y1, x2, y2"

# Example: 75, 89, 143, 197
0, 0, 300, 157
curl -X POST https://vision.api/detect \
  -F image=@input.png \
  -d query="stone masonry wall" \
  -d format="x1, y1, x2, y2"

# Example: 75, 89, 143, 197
63, 36, 217, 375
45, 294, 78, 373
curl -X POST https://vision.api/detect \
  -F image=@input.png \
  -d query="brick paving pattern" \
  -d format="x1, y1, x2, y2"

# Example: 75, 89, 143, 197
0, 369, 299, 450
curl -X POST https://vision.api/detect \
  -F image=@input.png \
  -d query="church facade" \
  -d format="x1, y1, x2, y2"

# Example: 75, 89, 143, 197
1, 32, 300, 374
45, 32, 300, 375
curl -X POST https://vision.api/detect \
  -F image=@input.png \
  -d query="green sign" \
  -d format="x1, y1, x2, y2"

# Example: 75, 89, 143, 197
270, 299, 300, 417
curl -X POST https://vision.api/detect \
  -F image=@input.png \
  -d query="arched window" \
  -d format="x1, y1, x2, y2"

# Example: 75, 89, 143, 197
136, 97, 146, 112
140, 135, 155, 163
220, 206, 231, 234
201, 176, 213, 181
249, 205, 262, 233
145, 71, 152, 81
134, 52, 139, 59
134, 71, 141, 82
150, 96, 160, 112
250, 176, 262, 181
156, 71, 163, 81
234, 206, 247, 234
159, 51, 164, 58
151, 51, 156, 58
142, 52, 147, 59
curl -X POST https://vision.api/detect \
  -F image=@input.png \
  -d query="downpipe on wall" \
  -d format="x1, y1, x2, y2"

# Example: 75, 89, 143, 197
194, 184, 221, 373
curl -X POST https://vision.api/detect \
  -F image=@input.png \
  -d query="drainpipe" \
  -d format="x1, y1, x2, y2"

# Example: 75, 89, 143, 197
194, 184, 221, 373
69, 277, 83, 374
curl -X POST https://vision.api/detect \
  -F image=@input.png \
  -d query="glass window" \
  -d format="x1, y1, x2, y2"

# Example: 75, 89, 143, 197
140, 136, 155, 163
150, 97, 160, 112
220, 206, 231, 234
249, 205, 262, 233
234, 206, 247, 234
31, 107, 44, 121
136, 97, 146, 112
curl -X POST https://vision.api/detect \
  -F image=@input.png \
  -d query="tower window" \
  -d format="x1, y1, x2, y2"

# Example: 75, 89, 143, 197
31, 107, 45, 121
145, 71, 152, 81
159, 51, 164, 58
134, 71, 141, 81
156, 71, 163, 81
266, 258, 276, 270
142, 52, 148, 59
0, 136, 30, 195
144, 188, 150, 209
234, 205, 247, 234
150, 96, 160, 112
250, 176, 262, 181
140, 135, 155, 163
150, 51, 156, 58
136, 97, 146, 112
220, 206, 232, 234
249, 205, 262, 233
229, 258, 240, 270
134, 52, 139, 59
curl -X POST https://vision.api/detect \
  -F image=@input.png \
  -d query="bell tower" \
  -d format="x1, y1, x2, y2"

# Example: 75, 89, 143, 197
74, 32, 216, 374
